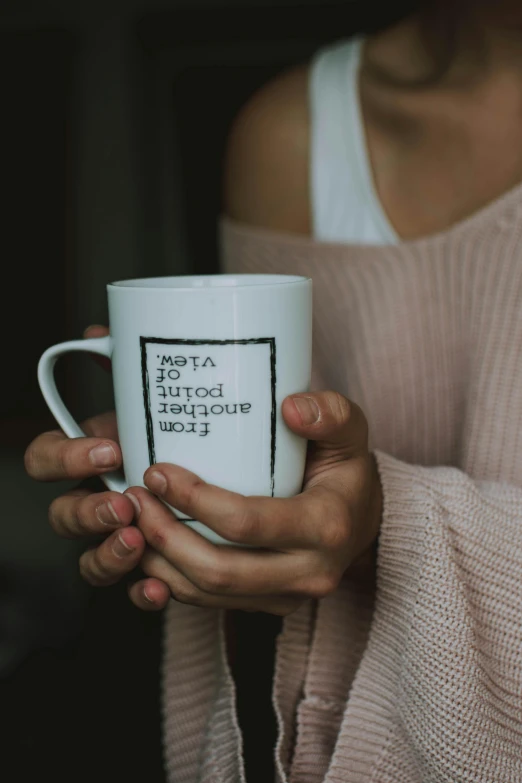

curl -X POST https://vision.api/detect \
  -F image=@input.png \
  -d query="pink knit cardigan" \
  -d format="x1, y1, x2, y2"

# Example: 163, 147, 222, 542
161, 185, 522, 783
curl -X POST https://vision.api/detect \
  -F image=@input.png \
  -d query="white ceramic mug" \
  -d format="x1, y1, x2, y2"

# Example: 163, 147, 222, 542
38, 274, 313, 544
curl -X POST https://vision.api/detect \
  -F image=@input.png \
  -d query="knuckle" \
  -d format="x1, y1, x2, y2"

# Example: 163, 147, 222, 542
226, 500, 258, 543
76, 496, 99, 535
178, 477, 205, 514
81, 568, 105, 588
78, 559, 90, 584
24, 434, 54, 478
326, 391, 352, 426
319, 495, 350, 550
313, 573, 340, 600
48, 499, 62, 534
48, 498, 73, 539
304, 491, 329, 523
24, 443, 38, 478
84, 549, 114, 585
24, 433, 50, 479
305, 572, 340, 600
66, 497, 83, 532
25, 431, 63, 479
320, 518, 349, 551
196, 561, 234, 594
147, 527, 168, 553
79, 553, 99, 586
57, 440, 78, 478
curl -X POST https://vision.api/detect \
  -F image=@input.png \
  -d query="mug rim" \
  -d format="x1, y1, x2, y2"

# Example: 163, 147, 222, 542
108, 274, 311, 291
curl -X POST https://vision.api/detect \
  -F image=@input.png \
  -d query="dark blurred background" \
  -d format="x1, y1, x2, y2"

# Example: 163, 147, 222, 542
0, 1, 414, 780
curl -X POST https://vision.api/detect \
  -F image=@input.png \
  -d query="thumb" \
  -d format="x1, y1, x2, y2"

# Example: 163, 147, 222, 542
282, 391, 369, 458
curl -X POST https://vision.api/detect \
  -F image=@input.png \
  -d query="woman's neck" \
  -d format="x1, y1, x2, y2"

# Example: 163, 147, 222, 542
365, 11, 522, 92
360, 11, 522, 241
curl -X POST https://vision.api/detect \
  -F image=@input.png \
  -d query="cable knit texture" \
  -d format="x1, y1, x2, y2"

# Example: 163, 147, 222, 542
162, 184, 522, 782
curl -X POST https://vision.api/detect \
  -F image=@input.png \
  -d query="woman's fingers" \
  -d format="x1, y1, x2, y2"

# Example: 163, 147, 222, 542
25, 428, 122, 482
79, 526, 146, 587
49, 489, 136, 539
81, 410, 119, 441
141, 464, 330, 550
139, 549, 303, 616
83, 325, 109, 339
126, 487, 339, 600
127, 578, 172, 611
142, 463, 350, 552
48, 486, 173, 598
84, 324, 112, 371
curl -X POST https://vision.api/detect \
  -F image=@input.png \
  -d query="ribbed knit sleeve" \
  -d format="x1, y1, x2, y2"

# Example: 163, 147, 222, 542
343, 451, 522, 782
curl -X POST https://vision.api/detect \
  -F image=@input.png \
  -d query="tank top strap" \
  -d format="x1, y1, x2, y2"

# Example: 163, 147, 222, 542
309, 37, 399, 245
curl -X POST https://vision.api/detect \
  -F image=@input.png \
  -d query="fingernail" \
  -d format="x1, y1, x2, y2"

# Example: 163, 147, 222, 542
146, 470, 167, 496
96, 501, 121, 527
143, 586, 155, 604
125, 492, 141, 519
112, 532, 135, 559
89, 443, 117, 468
292, 396, 320, 425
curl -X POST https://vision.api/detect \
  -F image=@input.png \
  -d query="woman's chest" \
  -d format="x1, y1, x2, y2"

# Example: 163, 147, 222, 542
223, 212, 522, 481
307, 245, 522, 482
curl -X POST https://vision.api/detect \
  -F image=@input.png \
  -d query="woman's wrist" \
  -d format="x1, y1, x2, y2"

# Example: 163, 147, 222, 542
369, 453, 384, 542
354, 453, 383, 560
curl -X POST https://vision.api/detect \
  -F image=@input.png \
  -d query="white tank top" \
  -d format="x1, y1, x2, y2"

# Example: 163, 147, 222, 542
310, 38, 399, 245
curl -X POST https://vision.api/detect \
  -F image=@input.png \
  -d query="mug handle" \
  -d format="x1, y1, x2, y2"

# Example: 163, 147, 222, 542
37, 335, 127, 493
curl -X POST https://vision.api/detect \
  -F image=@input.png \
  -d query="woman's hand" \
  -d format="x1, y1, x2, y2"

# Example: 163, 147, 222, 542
24, 325, 171, 609
125, 392, 383, 615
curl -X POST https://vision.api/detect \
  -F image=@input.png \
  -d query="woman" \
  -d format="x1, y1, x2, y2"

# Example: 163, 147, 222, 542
25, 1, 522, 781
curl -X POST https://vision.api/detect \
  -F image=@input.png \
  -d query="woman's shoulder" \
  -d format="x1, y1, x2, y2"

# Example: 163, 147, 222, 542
223, 64, 312, 235
223, 38, 365, 237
